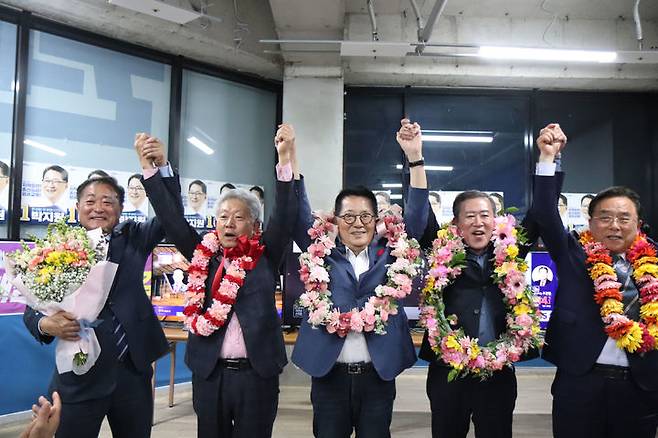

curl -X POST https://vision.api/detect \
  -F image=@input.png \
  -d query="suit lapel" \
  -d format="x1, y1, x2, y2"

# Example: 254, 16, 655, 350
334, 241, 357, 284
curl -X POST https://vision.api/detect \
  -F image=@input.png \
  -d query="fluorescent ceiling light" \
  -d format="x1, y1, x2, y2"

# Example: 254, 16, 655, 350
390, 194, 403, 200
396, 164, 453, 171
478, 46, 617, 63
24, 139, 66, 157
422, 134, 493, 143
187, 136, 214, 155
382, 183, 402, 188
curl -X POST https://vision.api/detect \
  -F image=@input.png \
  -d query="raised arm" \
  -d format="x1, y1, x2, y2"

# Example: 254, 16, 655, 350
137, 134, 201, 261
397, 119, 429, 240
528, 123, 570, 260
260, 123, 298, 268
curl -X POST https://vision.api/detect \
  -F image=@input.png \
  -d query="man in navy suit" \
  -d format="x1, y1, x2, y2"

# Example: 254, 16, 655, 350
289, 120, 428, 438
530, 123, 658, 437
139, 129, 296, 438
23, 174, 169, 438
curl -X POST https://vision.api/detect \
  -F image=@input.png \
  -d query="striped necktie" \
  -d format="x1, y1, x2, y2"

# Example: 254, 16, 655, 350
102, 233, 128, 361
613, 255, 640, 321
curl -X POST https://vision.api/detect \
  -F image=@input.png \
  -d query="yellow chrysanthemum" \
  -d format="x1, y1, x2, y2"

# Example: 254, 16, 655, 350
469, 344, 481, 360
423, 276, 435, 294
437, 229, 448, 239
514, 303, 532, 316
506, 245, 519, 259
647, 324, 658, 341
640, 302, 658, 321
634, 264, 658, 279
616, 323, 643, 353
512, 228, 518, 237
590, 263, 616, 280
634, 256, 658, 269
600, 299, 624, 316
518, 260, 528, 273
532, 324, 540, 335
445, 336, 462, 352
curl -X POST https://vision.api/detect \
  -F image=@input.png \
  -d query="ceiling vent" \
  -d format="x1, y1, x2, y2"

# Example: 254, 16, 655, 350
108, 0, 201, 24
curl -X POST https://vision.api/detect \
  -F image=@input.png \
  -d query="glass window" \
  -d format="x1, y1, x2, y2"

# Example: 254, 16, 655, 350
179, 70, 277, 231
21, 30, 171, 237
0, 21, 17, 238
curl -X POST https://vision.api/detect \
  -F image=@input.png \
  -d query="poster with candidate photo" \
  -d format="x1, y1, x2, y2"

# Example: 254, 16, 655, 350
150, 245, 189, 324
426, 190, 504, 224
558, 192, 595, 232
21, 161, 153, 225
179, 177, 265, 231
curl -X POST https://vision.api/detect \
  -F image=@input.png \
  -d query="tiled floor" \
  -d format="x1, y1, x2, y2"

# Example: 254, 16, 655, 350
1, 367, 555, 437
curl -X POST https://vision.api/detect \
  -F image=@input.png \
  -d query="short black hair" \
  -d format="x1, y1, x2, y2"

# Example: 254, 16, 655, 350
589, 186, 642, 219
220, 183, 236, 193
581, 194, 595, 204
87, 169, 109, 179
76, 176, 125, 206
189, 180, 207, 194
42, 165, 68, 182
559, 194, 567, 205
127, 173, 142, 186
334, 186, 377, 216
249, 185, 264, 200
429, 192, 441, 204
0, 161, 9, 177
452, 190, 495, 218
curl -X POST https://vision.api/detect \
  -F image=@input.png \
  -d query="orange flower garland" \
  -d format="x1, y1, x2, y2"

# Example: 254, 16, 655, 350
580, 231, 658, 353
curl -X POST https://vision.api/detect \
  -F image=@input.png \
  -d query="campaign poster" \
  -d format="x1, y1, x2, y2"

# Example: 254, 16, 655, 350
425, 190, 505, 224
21, 161, 152, 225
0, 242, 35, 315
558, 192, 595, 231
180, 177, 265, 231
150, 245, 189, 323
529, 251, 558, 330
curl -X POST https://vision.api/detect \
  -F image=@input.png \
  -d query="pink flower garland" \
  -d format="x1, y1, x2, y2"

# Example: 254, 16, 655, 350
298, 206, 422, 337
419, 215, 542, 380
183, 231, 261, 337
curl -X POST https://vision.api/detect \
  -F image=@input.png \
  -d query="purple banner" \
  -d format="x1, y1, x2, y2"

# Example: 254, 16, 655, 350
529, 251, 558, 330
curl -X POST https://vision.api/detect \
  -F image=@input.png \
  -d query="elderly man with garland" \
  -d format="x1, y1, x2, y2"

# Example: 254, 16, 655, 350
288, 119, 428, 438
531, 124, 658, 438
136, 132, 296, 438
412, 121, 545, 437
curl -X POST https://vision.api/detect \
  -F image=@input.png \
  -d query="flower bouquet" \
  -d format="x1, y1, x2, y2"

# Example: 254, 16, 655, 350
7, 220, 118, 375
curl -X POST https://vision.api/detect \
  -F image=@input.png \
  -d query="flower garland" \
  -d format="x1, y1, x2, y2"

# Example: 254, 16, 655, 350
183, 231, 263, 336
419, 215, 542, 381
297, 206, 422, 337
579, 231, 658, 353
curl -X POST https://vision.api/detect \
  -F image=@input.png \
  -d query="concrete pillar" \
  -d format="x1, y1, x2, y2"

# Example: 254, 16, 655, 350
282, 66, 344, 212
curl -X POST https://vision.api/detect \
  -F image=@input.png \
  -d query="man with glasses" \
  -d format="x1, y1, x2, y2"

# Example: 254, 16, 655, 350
123, 174, 148, 220
35, 165, 70, 212
289, 119, 428, 438
530, 123, 658, 437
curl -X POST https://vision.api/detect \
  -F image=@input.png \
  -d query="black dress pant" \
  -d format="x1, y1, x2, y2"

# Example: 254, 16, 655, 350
55, 357, 154, 438
311, 363, 396, 438
426, 363, 516, 438
192, 362, 279, 438
552, 367, 658, 438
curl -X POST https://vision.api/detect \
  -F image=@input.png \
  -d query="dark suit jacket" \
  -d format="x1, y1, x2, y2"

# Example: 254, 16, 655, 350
143, 173, 295, 380
530, 173, 658, 391
23, 219, 169, 403
417, 191, 544, 364
290, 177, 427, 381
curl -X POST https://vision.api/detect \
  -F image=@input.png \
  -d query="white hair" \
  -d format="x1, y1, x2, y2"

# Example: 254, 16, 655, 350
214, 188, 263, 223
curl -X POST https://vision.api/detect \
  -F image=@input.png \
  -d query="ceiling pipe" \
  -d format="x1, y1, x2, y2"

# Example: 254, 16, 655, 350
408, 0, 424, 38
416, 0, 448, 54
633, 0, 643, 50
366, 0, 379, 41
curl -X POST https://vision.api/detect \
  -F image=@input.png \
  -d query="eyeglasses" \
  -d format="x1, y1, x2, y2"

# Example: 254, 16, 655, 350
42, 179, 66, 185
592, 215, 636, 226
338, 212, 375, 225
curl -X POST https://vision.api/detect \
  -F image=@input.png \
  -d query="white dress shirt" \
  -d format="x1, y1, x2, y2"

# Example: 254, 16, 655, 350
336, 246, 373, 364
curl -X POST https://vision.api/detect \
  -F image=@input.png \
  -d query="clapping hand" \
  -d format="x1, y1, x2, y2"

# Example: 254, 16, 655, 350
396, 118, 423, 162
536, 123, 567, 162
134, 133, 167, 168
20, 392, 61, 438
